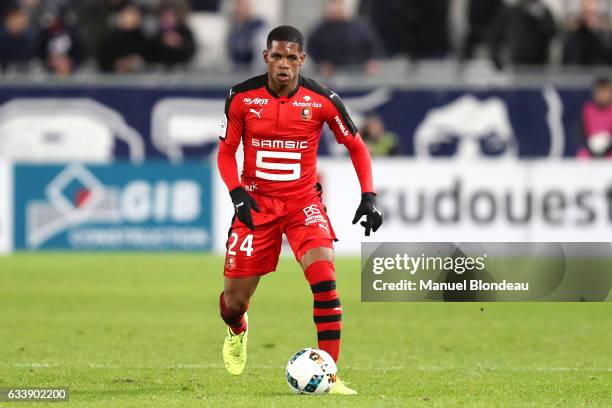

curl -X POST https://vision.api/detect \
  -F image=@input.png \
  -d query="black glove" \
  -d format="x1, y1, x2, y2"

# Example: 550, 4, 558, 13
352, 192, 383, 236
230, 187, 260, 230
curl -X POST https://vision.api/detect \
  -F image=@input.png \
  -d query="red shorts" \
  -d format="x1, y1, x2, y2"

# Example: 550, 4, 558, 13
223, 191, 336, 278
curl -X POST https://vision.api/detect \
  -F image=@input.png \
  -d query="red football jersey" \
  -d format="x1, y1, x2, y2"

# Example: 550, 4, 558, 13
219, 74, 359, 197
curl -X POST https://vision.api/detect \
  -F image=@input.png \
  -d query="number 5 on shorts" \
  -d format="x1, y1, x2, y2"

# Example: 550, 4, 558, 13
228, 233, 254, 256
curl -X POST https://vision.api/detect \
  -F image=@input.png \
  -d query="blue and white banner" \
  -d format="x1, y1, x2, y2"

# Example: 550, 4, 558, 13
0, 160, 12, 254
13, 162, 212, 251
0, 85, 591, 161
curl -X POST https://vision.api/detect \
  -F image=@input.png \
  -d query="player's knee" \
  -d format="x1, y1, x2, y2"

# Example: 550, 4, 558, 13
300, 247, 334, 271
223, 292, 249, 314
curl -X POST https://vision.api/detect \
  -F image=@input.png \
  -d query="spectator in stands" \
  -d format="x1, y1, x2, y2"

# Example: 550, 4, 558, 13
361, 112, 401, 156
151, 0, 195, 68
20, 0, 70, 23
489, 0, 556, 69
190, 0, 221, 12
358, 0, 404, 57
36, 9, 85, 75
72, 0, 127, 59
226, 0, 267, 69
0, 5, 36, 71
97, 3, 153, 73
404, 0, 450, 59
308, 0, 383, 76
563, 0, 612, 66
359, 0, 450, 60
460, 0, 504, 60
577, 77, 612, 158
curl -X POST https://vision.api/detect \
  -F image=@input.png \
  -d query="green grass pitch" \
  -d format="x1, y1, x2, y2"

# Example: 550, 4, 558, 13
1, 253, 611, 407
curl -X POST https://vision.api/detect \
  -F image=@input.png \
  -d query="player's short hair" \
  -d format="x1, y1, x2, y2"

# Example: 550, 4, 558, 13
266, 25, 304, 51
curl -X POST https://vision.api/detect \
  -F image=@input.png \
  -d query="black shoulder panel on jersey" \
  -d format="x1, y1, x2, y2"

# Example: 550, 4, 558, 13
300, 76, 359, 135
224, 74, 267, 114
300, 75, 330, 98
231, 74, 268, 95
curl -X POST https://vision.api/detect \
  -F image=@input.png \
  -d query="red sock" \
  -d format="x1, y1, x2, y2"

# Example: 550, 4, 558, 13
305, 261, 342, 362
219, 292, 248, 335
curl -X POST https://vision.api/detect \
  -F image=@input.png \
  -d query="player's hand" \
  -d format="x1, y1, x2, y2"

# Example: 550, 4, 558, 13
352, 192, 383, 236
230, 187, 260, 230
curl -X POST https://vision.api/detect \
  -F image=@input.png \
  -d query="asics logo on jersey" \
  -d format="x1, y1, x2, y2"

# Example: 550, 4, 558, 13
249, 108, 263, 119
251, 138, 307, 150
243, 97, 269, 106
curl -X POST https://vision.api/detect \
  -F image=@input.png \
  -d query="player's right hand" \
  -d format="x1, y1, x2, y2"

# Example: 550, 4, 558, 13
230, 187, 260, 230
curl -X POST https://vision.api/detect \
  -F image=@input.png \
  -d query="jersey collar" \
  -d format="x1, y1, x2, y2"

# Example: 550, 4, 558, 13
264, 74, 302, 99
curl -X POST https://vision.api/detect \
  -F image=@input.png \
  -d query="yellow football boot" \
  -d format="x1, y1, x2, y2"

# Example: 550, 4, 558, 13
329, 377, 357, 395
222, 313, 248, 375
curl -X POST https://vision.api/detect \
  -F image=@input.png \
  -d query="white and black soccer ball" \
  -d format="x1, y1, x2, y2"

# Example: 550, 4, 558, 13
286, 348, 337, 395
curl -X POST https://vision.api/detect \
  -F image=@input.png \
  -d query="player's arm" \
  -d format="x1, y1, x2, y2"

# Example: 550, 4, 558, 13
325, 90, 383, 236
217, 89, 260, 230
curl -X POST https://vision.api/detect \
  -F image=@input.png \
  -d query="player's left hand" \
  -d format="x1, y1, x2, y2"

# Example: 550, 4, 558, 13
352, 192, 383, 236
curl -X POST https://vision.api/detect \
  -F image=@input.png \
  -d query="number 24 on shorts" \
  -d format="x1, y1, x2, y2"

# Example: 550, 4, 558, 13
228, 233, 254, 256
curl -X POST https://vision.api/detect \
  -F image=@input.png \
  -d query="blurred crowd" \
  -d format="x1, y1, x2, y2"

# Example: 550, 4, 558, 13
1, 0, 612, 76
359, 0, 612, 69
0, 0, 203, 74
1, 0, 610, 158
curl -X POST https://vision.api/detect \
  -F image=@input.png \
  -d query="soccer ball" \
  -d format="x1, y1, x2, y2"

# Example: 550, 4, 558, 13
286, 348, 337, 395
588, 131, 612, 154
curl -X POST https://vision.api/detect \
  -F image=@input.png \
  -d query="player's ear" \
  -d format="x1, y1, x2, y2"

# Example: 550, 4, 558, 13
299, 52, 306, 66
263, 49, 269, 63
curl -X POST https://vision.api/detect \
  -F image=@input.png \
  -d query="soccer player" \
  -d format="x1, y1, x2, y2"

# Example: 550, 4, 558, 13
217, 25, 383, 395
